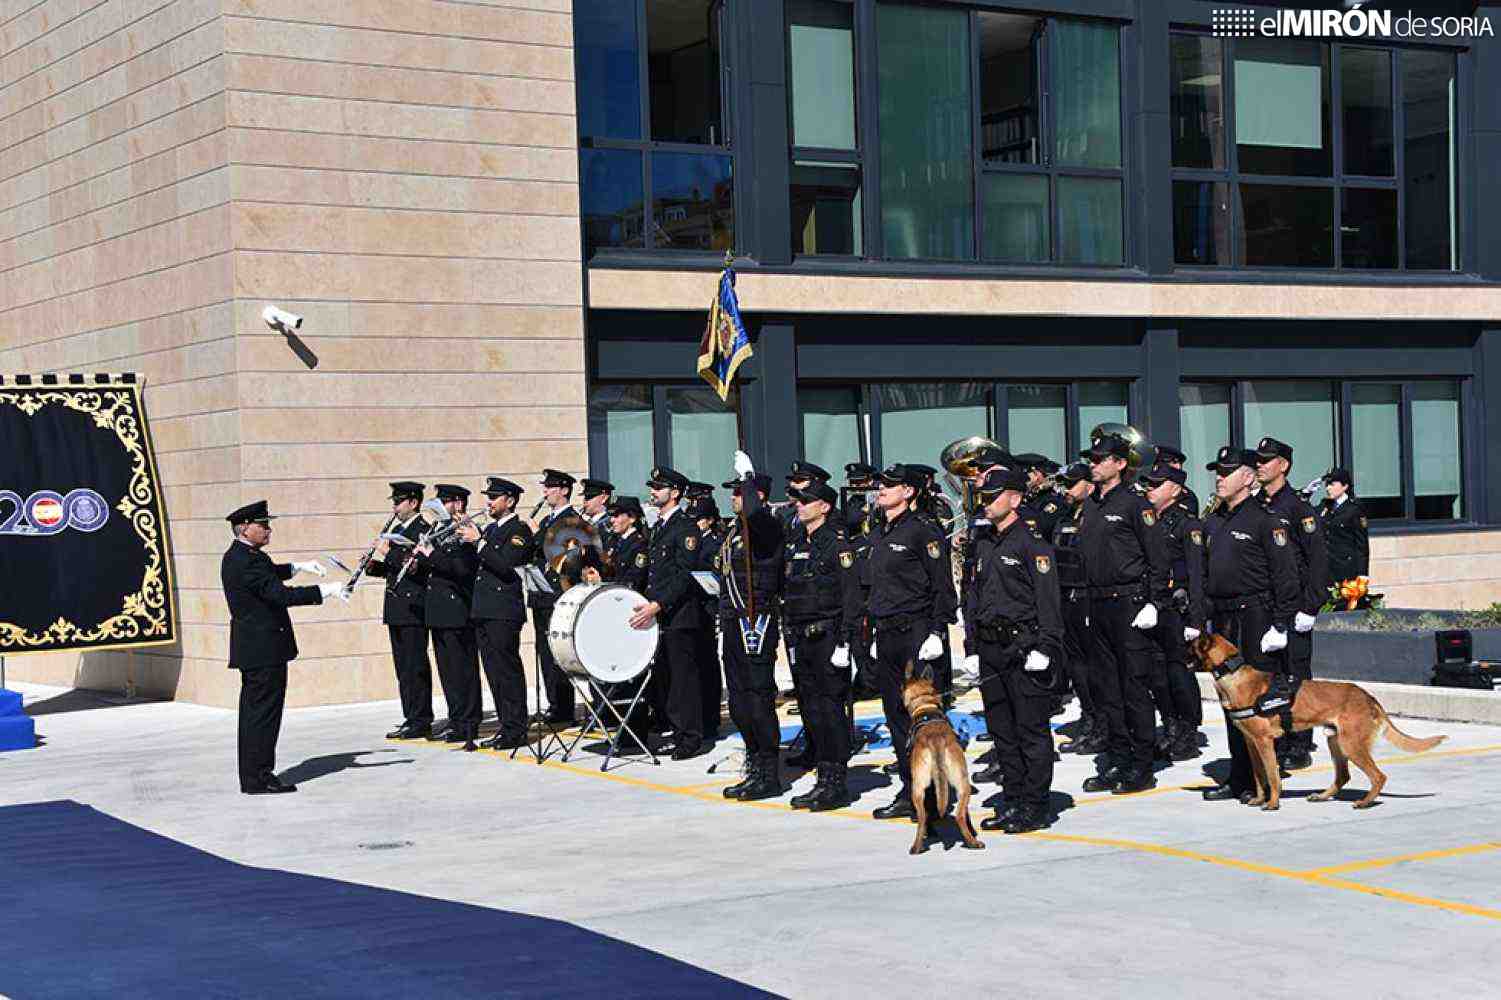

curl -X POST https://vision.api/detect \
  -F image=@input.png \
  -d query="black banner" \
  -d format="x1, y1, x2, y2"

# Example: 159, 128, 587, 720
0, 375, 176, 655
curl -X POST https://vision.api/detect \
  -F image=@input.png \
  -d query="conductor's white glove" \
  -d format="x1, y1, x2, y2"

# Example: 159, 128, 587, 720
830, 645, 851, 668
1294, 611, 1317, 633
917, 633, 943, 661
733, 450, 755, 479
1131, 603, 1158, 630
292, 560, 326, 577
958, 654, 980, 684
1183, 626, 1202, 642
1261, 627, 1288, 653
317, 582, 345, 601
1024, 650, 1050, 672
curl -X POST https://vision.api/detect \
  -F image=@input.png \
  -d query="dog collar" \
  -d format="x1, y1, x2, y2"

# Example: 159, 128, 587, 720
1212, 654, 1246, 680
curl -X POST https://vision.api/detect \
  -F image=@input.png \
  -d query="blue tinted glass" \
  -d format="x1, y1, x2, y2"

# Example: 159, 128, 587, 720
651, 153, 734, 251
580, 149, 645, 253
575, 0, 642, 139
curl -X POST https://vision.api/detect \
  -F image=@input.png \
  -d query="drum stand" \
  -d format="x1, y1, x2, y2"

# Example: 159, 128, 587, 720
512, 637, 569, 764
558, 672, 658, 772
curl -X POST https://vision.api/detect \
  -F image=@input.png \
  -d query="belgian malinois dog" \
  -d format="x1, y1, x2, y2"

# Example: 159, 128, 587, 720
1189, 634, 1446, 810
902, 663, 985, 854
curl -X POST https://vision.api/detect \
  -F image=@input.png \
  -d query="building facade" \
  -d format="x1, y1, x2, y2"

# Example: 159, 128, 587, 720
2, 0, 1498, 705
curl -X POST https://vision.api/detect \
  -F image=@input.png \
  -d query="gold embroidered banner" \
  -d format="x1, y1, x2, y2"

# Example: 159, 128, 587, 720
0, 375, 177, 655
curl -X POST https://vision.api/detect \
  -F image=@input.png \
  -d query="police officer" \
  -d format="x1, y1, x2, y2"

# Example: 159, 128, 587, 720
1078, 434, 1172, 795
606, 496, 650, 593
692, 494, 726, 739
222, 501, 341, 793
579, 477, 616, 550
367, 481, 433, 739
842, 462, 880, 703
1319, 467, 1369, 586
954, 445, 1015, 783
528, 469, 578, 725
412, 484, 482, 746
462, 477, 533, 751
964, 467, 1064, 834
1255, 436, 1329, 771
907, 462, 958, 705
628, 467, 707, 759
1140, 464, 1207, 761
866, 464, 960, 820
1052, 462, 1105, 755
1200, 447, 1302, 802
782, 460, 831, 534
1155, 445, 1200, 517
1015, 454, 1065, 539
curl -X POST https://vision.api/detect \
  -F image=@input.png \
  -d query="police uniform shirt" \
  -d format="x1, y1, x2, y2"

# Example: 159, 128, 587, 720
964, 518, 1065, 662
645, 506, 703, 630
365, 512, 428, 626
420, 530, 479, 629
866, 506, 959, 632
471, 513, 532, 622
718, 484, 784, 619
1079, 481, 1172, 605
782, 517, 858, 639
1020, 488, 1064, 540
609, 527, 650, 594
1318, 494, 1369, 583
1204, 496, 1302, 631
1180, 486, 1202, 519
1158, 504, 1208, 630
1260, 483, 1331, 616
1051, 501, 1089, 593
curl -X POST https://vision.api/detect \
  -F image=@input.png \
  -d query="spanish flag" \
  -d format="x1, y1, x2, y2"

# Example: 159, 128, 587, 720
697, 265, 752, 402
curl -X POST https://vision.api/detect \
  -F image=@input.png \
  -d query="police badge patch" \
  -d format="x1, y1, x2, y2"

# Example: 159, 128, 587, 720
1359, 517, 1368, 528
1272, 527, 1288, 547
926, 540, 941, 559
635, 552, 647, 568
1142, 509, 1157, 527
1189, 529, 1202, 546
1035, 555, 1051, 574
1302, 516, 1316, 534
685, 535, 698, 551
838, 551, 854, 570
511, 535, 526, 546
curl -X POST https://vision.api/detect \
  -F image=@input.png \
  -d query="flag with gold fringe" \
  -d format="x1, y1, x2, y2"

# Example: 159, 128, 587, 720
697, 263, 752, 402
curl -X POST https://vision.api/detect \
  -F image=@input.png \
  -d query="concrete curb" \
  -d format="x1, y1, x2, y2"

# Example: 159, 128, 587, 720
1196, 673, 1501, 726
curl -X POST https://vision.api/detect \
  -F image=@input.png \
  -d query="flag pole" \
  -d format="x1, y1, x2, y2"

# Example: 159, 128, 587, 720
726, 251, 756, 623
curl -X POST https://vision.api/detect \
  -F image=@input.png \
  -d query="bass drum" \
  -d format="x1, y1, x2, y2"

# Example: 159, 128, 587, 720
547, 583, 657, 685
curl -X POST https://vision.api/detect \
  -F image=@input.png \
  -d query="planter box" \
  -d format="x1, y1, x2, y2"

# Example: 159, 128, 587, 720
1312, 610, 1501, 686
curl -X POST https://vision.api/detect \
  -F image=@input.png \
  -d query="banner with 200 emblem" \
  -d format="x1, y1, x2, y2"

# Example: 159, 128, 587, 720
0, 375, 176, 654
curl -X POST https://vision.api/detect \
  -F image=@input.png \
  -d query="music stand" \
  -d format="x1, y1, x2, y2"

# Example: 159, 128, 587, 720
516, 566, 568, 763
557, 668, 658, 772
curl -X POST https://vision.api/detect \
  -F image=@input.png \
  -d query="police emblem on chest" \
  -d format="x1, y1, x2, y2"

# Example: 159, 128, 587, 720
1141, 509, 1157, 527
1189, 529, 1202, 546
1302, 516, 1316, 534
511, 534, 526, 546
1272, 527, 1288, 547
838, 551, 854, 570
1035, 555, 1051, 574
635, 552, 647, 568
926, 541, 941, 560
685, 535, 698, 551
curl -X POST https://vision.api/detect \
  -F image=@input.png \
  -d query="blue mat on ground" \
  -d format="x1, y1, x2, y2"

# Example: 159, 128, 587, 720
774, 710, 1064, 752
0, 801, 776, 999
0, 688, 36, 751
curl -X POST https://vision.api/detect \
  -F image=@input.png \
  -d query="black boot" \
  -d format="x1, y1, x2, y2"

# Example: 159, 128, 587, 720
981, 799, 1022, 831
1170, 724, 1201, 761
1112, 766, 1155, 794
737, 753, 783, 801
971, 762, 1003, 784
1003, 802, 1048, 834
723, 756, 760, 799
873, 790, 917, 820
1082, 763, 1124, 793
811, 763, 851, 811
790, 763, 828, 809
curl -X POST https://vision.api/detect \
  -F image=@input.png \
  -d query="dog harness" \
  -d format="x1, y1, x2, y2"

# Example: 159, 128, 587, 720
906, 706, 948, 751
1219, 655, 1300, 732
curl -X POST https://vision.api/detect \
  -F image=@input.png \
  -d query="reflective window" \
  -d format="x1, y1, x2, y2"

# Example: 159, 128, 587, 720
1341, 188, 1397, 269
651, 152, 733, 252
668, 386, 740, 511
788, 0, 856, 150
1058, 177, 1123, 266
1341, 48, 1394, 177
1170, 33, 1224, 170
1053, 20, 1120, 169
575, 0, 643, 140
1243, 381, 1339, 485
981, 173, 1048, 263
1403, 50, 1458, 271
1412, 381, 1462, 519
799, 386, 865, 479
1178, 383, 1232, 510
1007, 385, 1067, 461
580, 149, 646, 253
1235, 39, 1331, 177
1077, 382, 1129, 451
1239, 185, 1333, 267
791, 162, 862, 256
1173, 180, 1230, 266
588, 386, 654, 504
1351, 383, 1402, 520
648, 0, 724, 144
877, 382, 990, 466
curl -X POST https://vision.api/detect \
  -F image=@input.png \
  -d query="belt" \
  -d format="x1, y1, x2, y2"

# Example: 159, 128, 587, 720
1212, 592, 1270, 612
977, 618, 1036, 644
1090, 583, 1145, 600
1064, 587, 1089, 602
787, 618, 836, 640
872, 613, 920, 631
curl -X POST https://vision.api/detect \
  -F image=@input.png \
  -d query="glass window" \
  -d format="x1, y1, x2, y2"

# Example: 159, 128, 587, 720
1170, 33, 1224, 170
981, 173, 1048, 263
580, 149, 646, 253
1179, 383, 1231, 509
877, 382, 989, 466
978, 12, 1041, 166
876, 2, 973, 260
651, 152, 733, 252
1006, 385, 1066, 463
668, 386, 739, 511
1239, 185, 1333, 267
1077, 382, 1128, 450
575, 0, 643, 140
1058, 177, 1123, 265
1243, 381, 1338, 484
1234, 39, 1331, 177
1341, 48, 1394, 177
1053, 20, 1121, 169
791, 162, 862, 256
1403, 50, 1457, 271
1412, 381, 1462, 519
799, 386, 865, 479
589, 385, 654, 503
648, 0, 724, 145
1173, 180, 1230, 265
1351, 383, 1403, 520
788, 0, 856, 150
1341, 188, 1397, 269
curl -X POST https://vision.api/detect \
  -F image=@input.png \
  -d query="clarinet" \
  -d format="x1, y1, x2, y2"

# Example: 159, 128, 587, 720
341, 513, 400, 598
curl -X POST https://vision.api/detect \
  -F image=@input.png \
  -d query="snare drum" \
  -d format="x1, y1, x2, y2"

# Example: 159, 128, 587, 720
547, 583, 657, 684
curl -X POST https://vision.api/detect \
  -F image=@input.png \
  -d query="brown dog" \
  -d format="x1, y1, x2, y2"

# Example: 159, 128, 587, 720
902, 664, 984, 854
1188, 634, 1446, 810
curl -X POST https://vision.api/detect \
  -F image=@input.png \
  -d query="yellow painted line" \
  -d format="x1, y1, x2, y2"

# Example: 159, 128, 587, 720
1300, 842, 1501, 877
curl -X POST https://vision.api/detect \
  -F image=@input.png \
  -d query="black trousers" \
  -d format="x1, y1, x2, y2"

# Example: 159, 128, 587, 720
698, 624, 723, 738
874, 619, 927, 788
1158, 609, 1204, 727
237, 664, 288, 788
387, 623, 432, 727
431, 626, 480, 735
1211, 602, 1275, 792
659, 628, 703, 748
788, 623, 851, 765
1089, 594, 1156, 770
532, 609, 574, 720
1277, 629, 1314, 753
722, 616, 781, 756
476, 618, 526, 739
1061, 590, 1096, 716
977, 639, 1055, 808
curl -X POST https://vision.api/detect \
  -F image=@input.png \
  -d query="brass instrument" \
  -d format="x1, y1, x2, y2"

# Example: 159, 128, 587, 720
1089, 422, 1156, 472
543, 514, 603, 590
393, 511, 493, 585
940, 434, 1005, 517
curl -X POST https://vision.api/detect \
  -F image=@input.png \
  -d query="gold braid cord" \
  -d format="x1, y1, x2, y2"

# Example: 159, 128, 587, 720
0, 383, 175, 652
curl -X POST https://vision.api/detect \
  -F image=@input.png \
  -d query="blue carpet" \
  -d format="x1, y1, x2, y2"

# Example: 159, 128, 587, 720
0, 801, 776, 999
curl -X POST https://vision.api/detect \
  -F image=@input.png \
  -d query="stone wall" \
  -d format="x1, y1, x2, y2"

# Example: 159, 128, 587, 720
1371, 529, 1501, 610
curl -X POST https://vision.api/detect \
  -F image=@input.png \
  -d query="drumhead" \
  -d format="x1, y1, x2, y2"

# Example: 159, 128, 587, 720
571, 585, 657, 684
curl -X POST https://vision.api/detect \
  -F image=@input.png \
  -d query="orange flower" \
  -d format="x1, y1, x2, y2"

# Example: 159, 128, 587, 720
1339, 576, 1369, 611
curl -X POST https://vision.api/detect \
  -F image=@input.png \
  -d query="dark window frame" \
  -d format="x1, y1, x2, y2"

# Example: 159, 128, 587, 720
1169, 31, 1459, 273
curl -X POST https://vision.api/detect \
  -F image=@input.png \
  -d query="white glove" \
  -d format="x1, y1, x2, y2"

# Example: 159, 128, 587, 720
317, 582, 344, 600
292, 560, 326, 577
870, 641, 878, 660
917, 633, 943, 661
1294, 611, 1317, 633
958, 654, 980, 684
733, 449, 755, 479
1261, 627, 1288, 653
1024, 650, 1050, 672
1131, 603, 1158, 630
1183, 626, 1201, 642
830, 645, 850, 668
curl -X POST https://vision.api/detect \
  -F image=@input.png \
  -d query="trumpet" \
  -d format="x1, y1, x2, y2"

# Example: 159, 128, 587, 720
394, 511, 493, 585
340, 513, 399, 598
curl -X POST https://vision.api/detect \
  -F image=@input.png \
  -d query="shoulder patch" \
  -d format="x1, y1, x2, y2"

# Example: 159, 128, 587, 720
1043, 502, 1058, 514
926, 540, 941, 560
1272, 527, 1288, 547
1035, 554, 1051, 575
634, 551, 647, 568
1359, 516, 1368, 528
839, 550, 854, 570
1301, 516, 1316, 535
511, 534, 526, 546
1189, 529, 1203, 547
685, 534, 698, 552
1141, 509, 1157, 528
